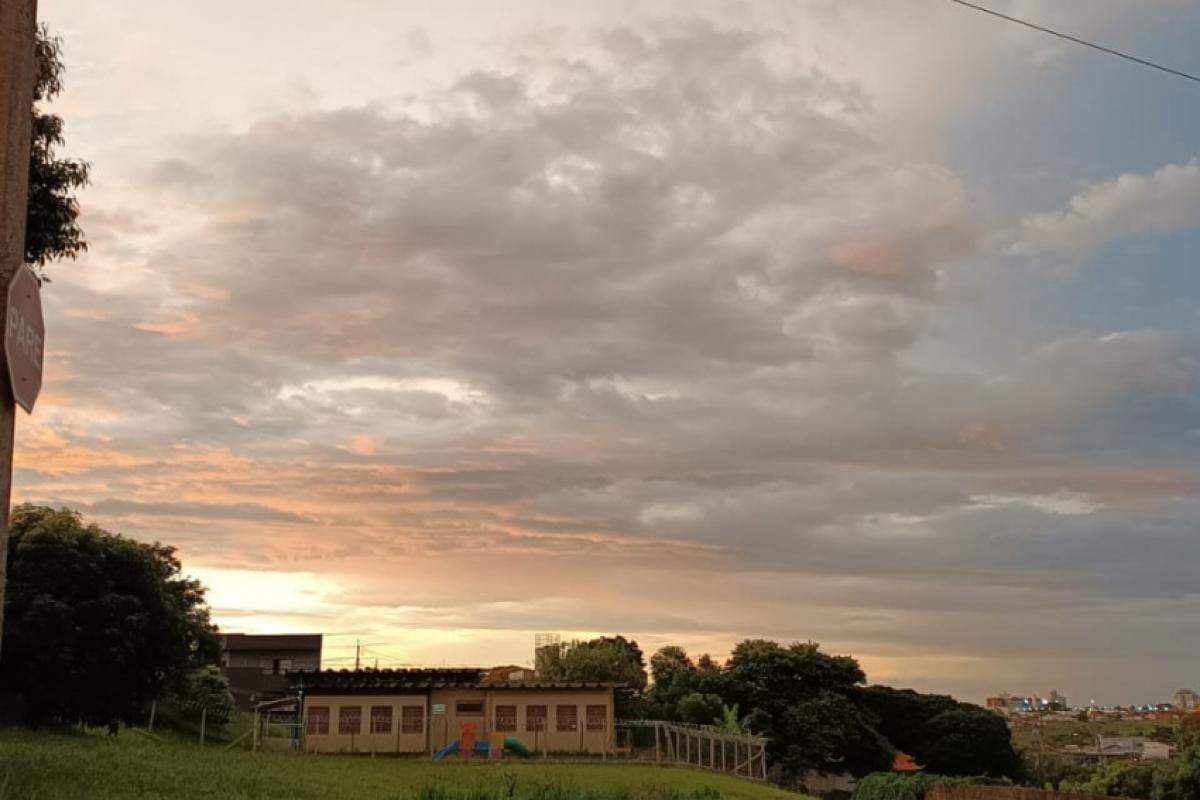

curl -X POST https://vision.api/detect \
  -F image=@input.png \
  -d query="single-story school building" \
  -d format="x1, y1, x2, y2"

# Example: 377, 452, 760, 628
290, 667, 617, 755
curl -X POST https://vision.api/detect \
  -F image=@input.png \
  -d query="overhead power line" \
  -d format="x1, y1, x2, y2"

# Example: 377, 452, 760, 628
948, 0, 1200, 85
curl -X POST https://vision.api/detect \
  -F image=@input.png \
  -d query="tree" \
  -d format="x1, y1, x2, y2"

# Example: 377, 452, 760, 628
1180, 715, 1200, 752
650, 645, 694, 688
719, 703, 749, 734
724, 640, 890, 778
766, 689, 893, 778
0, 506, 218, 725
857, 685, 1020, 779
1063, 760, 1156, 799
536, 635, 648, 718
165, 666, 235, 732
919, 707, 1021, 778
648, 645, 698, 719
677, 692, 724, 726
26, 25, 89, 274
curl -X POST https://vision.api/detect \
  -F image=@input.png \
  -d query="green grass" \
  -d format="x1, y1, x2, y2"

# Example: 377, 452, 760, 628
0, 728, 810, 800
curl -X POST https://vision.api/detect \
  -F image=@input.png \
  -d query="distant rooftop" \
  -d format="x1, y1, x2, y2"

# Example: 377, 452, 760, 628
220, 633, 323, 651
289, 667, 621, 694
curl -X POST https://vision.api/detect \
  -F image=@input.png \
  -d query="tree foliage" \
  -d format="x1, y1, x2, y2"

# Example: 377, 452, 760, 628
27, 25, 89, 273
164, 666, 235, 731
677, 692, 724, 726
535, 635, 648, 718
857, 685, 1020, 778
638, 641, 1021, 785
719, 640, 892, 779
1180, 715, 1200, 752
0, 506, 218, 725
1060, 746, 1200, 800
1062, 760, 1157, 799
536, 635, 647, 690
646, 645, 725, 720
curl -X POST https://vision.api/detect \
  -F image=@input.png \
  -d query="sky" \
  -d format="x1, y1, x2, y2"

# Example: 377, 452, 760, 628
21, 0, 1200, 705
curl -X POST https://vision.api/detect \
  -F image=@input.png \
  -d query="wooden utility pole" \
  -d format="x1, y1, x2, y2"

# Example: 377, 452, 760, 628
0, 0, 38, 663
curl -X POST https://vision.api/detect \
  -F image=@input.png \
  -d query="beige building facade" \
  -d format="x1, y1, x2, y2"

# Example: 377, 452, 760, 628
294, 668, 616, 756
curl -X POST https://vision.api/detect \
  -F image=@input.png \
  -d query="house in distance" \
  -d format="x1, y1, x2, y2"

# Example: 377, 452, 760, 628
219, 633, 323, 709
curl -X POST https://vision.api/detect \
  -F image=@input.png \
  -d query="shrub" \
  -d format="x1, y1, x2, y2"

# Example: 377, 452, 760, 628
851, 772, 1010, 800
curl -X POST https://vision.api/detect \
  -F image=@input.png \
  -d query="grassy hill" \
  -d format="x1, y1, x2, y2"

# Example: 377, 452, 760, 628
0, 728, 810, 800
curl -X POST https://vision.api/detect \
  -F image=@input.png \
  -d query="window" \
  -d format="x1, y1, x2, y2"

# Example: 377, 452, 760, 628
495, 705, 517, 732
370, 706, 393, 734
586, 705, 607, 731
261, 658, 273, 675
556, 705, 578, 732
526, 705, 547, 732
306, 706, 330, 735
278, 658, 294, 673
401, 705, 424, 734
339, 705, 362, 735
455, 701, 484, 715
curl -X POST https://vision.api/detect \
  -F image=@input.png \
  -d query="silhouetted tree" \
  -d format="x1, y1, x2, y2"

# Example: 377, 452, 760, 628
857, 685, 1020, 778
26, 25, 89, 274
0, 506, 218, 726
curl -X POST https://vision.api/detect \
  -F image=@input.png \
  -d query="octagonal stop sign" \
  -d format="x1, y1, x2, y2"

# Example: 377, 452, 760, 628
5, 265, 44, 413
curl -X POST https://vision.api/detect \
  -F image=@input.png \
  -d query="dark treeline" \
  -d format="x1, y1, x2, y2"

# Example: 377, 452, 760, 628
536, 637, 1020, 786
0, 506, 232, 728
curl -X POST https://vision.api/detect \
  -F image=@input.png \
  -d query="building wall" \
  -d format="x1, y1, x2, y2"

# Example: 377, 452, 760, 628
220, 636, 322, 709
428, 688, 489, 753
302, 693, 428, 754
301, 686, 614, 755
430, 687, 613, 755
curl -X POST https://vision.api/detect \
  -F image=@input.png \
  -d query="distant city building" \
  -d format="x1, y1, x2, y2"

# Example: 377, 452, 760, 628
986, 690, 1070, 714
218, 633, 323, 709
1173, 688, 1199, 712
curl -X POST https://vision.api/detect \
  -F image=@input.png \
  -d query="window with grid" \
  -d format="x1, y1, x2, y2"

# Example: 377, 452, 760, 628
495, 705, 517, 732
338, 705, 362, 735
586, 705, 607, 731
370, 706, 393, 734
401, 705, 424, 734
526, 705, 547, 731
556, 704, 578, 732
306, 706, 330, 735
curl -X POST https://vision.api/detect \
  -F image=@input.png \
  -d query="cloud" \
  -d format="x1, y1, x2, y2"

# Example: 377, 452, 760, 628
1011, 158, 1200, 259
73, 498, 316, 524
19, 8, 1200, 704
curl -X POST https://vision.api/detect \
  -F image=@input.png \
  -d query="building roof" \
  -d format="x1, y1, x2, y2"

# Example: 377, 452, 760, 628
1063, 737, 1147, 758
220, 633, 323, 652
288, 668, 620, 694
892, 753, 923, 772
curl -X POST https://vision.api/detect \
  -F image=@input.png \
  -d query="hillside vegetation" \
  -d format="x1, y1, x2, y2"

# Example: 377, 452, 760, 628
0, 728, 811, 800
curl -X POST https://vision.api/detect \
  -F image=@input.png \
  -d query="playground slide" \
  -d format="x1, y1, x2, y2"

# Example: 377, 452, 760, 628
503, 737, 532, 757
432, 741, 459, 761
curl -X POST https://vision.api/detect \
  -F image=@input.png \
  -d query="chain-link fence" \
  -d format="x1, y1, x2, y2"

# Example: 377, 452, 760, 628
143, 694, 245, 746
